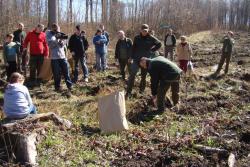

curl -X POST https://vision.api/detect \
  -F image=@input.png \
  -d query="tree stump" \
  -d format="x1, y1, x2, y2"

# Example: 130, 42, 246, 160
0, 112, 71, 166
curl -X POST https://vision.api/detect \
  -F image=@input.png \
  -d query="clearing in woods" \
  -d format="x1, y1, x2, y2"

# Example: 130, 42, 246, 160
0, 31, 250, 166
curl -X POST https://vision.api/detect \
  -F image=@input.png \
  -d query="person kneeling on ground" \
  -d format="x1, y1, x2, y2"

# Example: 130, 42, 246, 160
139, 56, 182, 112
3, 72, 37, 120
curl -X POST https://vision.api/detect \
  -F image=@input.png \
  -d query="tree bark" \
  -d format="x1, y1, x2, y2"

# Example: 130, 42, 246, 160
85, 0, 89, 24
48, 0, 58, 28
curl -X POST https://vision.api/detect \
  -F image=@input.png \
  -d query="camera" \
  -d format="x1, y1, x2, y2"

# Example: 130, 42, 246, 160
55, 32, 68, 40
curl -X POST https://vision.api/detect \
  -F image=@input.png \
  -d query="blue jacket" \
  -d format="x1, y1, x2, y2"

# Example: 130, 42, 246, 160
3, 83, 33, 119
93, 35, 108, 54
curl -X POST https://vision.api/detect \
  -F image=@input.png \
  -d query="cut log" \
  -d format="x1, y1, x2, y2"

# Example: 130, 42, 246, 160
14, 132, 38, 165
0, 112, 71, 165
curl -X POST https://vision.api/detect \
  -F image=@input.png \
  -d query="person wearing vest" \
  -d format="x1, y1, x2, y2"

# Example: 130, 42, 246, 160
164, 28, 176, 61
139, 56, 182, 112
115, 30, 133, 80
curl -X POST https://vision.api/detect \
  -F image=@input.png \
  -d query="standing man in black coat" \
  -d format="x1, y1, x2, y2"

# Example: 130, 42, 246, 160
68, 25, 89, 83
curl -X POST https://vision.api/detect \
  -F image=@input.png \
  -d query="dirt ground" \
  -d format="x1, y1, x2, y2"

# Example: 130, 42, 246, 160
0, 31, 250, 167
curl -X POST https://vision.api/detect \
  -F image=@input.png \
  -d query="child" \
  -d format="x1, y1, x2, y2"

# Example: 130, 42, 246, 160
176, 36, 193, 73
93, 29, 108, 71
3, 34, 20, 80
3, 72, 37, 119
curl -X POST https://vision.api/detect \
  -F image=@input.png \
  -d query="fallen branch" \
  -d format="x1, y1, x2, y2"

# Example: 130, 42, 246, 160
193, 144, 228, 156
0, 112, 72, 132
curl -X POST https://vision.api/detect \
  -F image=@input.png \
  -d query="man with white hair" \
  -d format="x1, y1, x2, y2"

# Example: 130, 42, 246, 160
13, 22, 26, 73
115, 30, 133, 80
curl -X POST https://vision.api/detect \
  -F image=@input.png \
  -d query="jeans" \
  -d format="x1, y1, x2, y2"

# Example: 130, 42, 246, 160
96, 53, 106, 71
73, 56, 89, 82
29, 104, 37, 114
127, 61, 147, 94
29, 55, 44, 81
51, 59, 72, 90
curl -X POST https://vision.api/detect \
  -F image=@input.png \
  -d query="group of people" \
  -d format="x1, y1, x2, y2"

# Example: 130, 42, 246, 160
1, 22, 235, 119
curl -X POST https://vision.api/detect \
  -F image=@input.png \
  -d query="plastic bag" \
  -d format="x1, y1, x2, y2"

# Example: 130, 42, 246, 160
187, 60, 194, 75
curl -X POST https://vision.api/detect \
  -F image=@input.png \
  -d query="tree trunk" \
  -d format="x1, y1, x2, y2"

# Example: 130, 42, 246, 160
95, 0, 99, 23
85, 0, 89, 24
48, 0, 58, 28
90, 0, 93, 24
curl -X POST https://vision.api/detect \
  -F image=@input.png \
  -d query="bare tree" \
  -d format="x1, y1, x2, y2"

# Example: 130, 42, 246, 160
48, 0, 58, 28
85, 0, 89, 24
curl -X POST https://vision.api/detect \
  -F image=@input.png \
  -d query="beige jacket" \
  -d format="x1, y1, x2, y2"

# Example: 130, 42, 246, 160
176, 43, 192, 60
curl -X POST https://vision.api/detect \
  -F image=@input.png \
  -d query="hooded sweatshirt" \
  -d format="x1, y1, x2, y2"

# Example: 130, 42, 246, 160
3, 83, 33, 119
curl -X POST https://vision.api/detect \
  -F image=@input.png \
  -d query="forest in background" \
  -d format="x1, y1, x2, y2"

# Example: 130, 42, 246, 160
0, 0, 250, 41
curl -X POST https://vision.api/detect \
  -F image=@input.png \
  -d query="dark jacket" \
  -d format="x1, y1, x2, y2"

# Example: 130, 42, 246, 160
222, 36, 234, 54
147, 56, 182, 96
115, 38, 133, 59
132, 34, 162, 63
164, 34, 176, 47
68, 34, 89, 57
13, 29, 26, 47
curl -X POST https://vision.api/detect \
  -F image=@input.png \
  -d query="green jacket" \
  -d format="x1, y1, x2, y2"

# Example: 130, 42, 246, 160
222, 36, 234, 54
132, 34, 162, 63
147, 56, 182, 96
115, 38, 133, 59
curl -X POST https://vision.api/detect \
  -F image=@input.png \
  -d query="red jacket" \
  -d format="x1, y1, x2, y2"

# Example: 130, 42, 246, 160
23, 30, 49, 57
